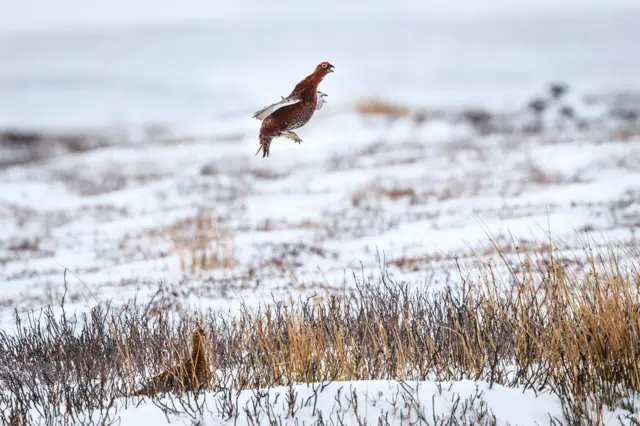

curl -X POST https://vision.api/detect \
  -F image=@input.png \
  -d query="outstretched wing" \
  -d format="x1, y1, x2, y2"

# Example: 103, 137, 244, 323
252, 95, 301, 120
252, 91, 328, 120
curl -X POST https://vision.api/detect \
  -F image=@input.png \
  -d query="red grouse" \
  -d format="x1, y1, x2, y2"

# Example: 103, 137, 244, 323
252, 61, 335, 157
132, 326, 210, 397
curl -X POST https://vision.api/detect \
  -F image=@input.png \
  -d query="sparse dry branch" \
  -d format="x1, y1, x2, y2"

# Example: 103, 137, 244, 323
0, 240, 638, 424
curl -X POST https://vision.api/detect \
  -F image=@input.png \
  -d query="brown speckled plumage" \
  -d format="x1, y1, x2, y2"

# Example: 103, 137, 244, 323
253, 61, 334, 157
132, 326, 210, 397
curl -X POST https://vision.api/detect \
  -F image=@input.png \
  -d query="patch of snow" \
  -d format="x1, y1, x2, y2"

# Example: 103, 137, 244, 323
76, 379, 639, 425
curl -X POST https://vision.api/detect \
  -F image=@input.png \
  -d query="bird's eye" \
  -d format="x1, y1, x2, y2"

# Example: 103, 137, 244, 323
321, 63, 327, 69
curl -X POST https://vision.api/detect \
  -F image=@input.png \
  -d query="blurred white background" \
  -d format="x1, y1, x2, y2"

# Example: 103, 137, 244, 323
1, 0, 639, 128
2, 0, 639, 30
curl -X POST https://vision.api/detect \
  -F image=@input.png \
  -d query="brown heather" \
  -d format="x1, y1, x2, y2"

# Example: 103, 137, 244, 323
0, 239, 638, 425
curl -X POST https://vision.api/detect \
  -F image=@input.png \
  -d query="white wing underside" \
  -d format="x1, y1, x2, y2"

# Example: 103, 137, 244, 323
252, 91, 328, 120
252, 97, 301, 120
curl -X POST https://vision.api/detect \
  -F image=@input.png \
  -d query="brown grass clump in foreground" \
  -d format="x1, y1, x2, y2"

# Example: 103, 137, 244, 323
0, 239, 638, 425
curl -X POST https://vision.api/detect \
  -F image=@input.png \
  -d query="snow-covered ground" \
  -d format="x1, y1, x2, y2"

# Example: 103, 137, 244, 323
100, 380, 637, 425
2, 92, 639, 327
1, 2, 640, 424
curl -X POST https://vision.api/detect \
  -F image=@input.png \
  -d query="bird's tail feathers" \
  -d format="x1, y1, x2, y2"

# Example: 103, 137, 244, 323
256, 136, 272, 158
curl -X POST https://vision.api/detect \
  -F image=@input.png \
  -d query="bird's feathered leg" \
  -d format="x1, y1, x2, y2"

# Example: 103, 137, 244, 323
282, 131, 303, 144
316, 91, 328, 111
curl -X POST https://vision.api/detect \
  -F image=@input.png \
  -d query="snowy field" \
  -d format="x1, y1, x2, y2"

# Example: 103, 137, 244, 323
95, 380, 632, 425
1, 2, 640, 424
1, 84, 639, 329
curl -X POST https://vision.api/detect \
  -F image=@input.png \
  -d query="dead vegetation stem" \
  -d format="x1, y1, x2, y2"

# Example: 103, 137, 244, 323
0, 239, 638, 424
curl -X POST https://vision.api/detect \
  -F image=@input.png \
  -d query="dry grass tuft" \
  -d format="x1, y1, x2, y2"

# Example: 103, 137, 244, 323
354, 98, 413, 118
168, 215, 237, 273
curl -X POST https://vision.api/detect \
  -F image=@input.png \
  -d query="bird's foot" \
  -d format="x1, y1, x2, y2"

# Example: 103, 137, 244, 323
282, 131, 303, 144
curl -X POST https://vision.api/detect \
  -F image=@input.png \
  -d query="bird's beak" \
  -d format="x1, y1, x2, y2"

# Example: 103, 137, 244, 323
327, 64, 335, 73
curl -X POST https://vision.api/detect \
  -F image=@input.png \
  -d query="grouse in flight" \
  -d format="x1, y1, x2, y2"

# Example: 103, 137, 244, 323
252, 61, 335, 157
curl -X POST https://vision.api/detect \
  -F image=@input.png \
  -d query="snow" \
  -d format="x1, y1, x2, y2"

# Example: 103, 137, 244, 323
2, 111, 638, 330
83, 379, 638, 425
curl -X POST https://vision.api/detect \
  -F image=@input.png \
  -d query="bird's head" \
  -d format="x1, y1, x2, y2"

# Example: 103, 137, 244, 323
190, 326, 207, 360
315, 61, 335, 77
192, 326, 204, 344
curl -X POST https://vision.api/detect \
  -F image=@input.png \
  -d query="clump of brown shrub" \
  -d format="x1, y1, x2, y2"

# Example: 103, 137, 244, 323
0, 239, 638, 424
